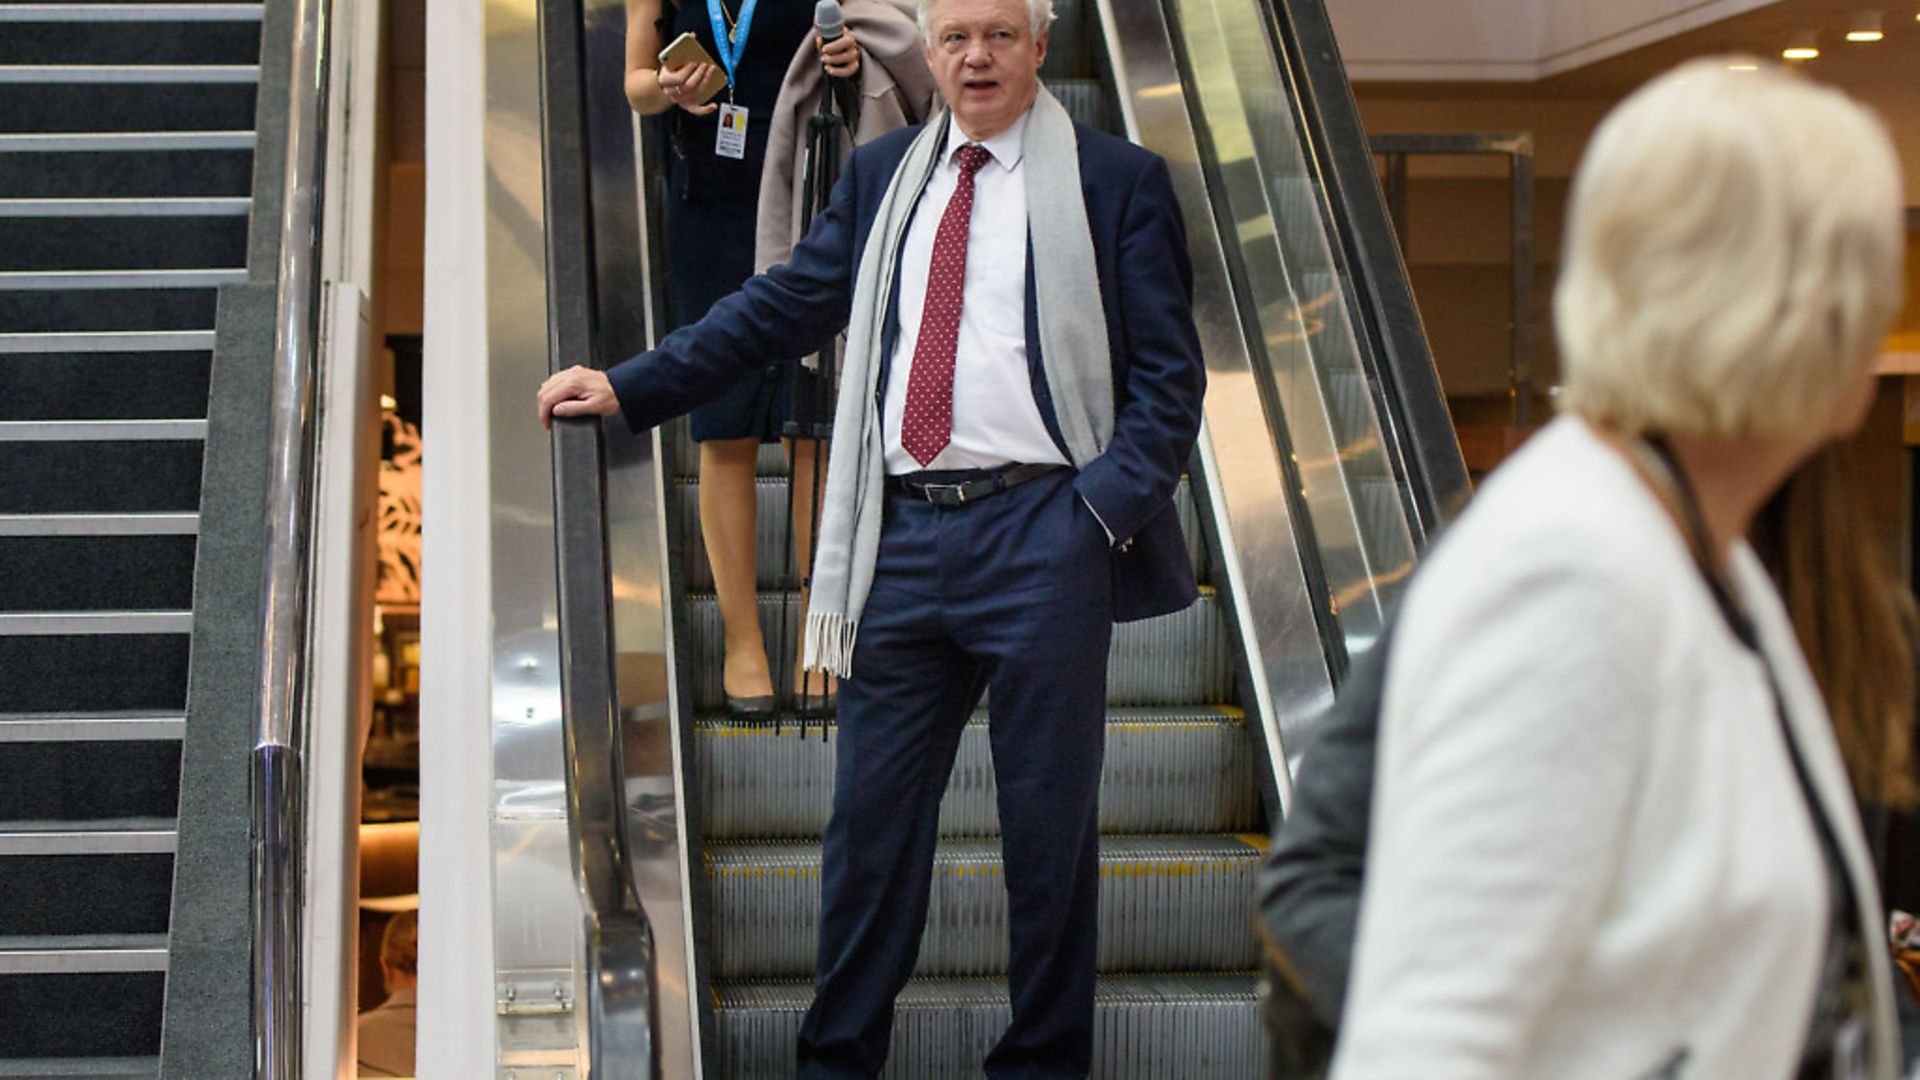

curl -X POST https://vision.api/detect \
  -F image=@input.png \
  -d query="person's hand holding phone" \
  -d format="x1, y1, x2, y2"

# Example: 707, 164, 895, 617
656, 60, 720, 116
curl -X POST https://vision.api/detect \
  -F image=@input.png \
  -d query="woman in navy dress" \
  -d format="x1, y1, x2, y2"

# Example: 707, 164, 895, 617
624, 0, 859, 713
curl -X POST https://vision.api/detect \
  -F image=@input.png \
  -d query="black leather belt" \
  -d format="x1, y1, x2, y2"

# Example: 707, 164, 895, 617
886, 463, 1064, 507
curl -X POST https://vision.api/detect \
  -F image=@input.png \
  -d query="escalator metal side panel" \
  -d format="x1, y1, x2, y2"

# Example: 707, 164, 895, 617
577, 0, 703, 1074
1097, 0, 1331, 798
1270, 0, 1471, 532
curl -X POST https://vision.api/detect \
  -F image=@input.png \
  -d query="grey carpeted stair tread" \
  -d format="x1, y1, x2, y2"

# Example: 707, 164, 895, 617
0, 636, 189, 713
0, 535, 197, 611
0, 24, 262, 66
0, 217, 245, 271
0, 352, 211, 420
0, 972, 165, 1058
0, 741, 181, 821
0, 854, 173, 938
0, 441, 203, 513
695, 706, 1259, 839
707, 835, 1264, 979
0, 149, 253, 198
0, 290, 218, 334
0, 83, 257, 134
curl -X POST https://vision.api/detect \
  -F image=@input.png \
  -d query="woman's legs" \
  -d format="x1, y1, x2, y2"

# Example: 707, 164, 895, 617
701, 437, 772, 703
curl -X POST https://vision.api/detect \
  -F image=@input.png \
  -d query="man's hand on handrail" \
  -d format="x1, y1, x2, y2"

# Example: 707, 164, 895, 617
538, 365, 621, 429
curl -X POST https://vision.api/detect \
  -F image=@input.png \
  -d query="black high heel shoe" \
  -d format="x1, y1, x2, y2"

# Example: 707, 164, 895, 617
725, 693, 777, 721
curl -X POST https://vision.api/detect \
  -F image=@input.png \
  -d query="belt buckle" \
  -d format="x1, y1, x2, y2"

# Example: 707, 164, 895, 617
921, 482, 968, 507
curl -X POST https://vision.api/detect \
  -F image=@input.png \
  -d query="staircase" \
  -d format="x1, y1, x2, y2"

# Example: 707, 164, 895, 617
0, 3, 263, 1075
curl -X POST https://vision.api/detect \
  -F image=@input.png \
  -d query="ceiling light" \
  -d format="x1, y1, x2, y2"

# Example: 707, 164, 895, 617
1727, 60, 1760, 70
1846, 10, 1885, 41
1782, 30, 1820, 60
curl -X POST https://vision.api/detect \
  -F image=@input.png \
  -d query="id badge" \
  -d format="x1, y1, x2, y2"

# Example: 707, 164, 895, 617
715, 103, 749, 160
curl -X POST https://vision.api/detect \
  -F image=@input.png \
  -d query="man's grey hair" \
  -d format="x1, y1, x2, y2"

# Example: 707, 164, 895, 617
917, 0, 1056, 40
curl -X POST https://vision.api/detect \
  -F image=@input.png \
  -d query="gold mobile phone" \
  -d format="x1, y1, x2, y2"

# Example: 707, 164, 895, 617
658, 31, 729, 106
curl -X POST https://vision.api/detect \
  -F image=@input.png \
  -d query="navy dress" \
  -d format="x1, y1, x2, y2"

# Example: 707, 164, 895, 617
662, 0, 818, 443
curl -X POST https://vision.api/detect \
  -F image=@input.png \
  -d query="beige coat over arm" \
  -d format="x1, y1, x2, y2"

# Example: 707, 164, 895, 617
753, 0, 938, 274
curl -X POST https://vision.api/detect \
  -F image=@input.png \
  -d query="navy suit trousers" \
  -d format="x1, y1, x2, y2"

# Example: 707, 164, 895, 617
796, 468, 1114, 1079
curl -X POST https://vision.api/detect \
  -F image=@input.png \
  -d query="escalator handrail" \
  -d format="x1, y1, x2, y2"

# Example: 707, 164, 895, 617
535, 0, 661, 1075
1266, 0, 1473, 533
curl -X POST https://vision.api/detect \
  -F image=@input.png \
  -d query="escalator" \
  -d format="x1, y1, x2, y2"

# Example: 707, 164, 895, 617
537, 0, 1467, 1074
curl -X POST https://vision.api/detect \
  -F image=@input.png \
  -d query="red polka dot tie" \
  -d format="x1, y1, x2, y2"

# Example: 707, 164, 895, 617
900, 144, 993, 467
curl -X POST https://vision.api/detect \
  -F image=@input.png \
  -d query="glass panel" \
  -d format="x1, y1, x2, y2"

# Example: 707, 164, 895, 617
1169, 0, 1418, 655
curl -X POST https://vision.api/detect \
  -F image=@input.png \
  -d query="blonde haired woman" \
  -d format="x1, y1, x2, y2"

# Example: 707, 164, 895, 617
1332, 61, 1907, 1079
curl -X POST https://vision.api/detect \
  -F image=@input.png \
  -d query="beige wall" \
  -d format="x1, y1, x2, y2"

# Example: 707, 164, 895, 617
1355, 82, 1920, 405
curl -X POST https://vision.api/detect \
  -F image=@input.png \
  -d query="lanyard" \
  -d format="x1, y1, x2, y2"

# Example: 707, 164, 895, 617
705, 0, 759, 91
1632, 434, 1871, 1076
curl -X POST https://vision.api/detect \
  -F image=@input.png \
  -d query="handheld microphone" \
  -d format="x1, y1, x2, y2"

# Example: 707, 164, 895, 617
813, 0, 859, 125
814, 0, 845, 43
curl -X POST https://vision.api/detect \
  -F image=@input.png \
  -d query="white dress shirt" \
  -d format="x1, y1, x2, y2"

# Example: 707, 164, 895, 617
883, 108, 1069, 475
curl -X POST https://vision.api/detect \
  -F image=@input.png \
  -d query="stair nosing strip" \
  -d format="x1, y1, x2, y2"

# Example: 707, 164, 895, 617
0, 419, 205, 441
0, 269, 246, 290
0, 513, 198, 536
0, 1057, 160, 1079
0, 611, 193, 636
0, 938, 169, 974
0, 330, 217, 353
0, 64, 261, 84
0, 825, 177, 856
0, 198, 250, 218
0, 130, 255, 153
0, 715, 185, 742
0, 3, 265, 21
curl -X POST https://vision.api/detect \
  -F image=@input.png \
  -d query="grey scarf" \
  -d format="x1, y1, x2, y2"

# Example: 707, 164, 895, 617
803, 86, 1113, 677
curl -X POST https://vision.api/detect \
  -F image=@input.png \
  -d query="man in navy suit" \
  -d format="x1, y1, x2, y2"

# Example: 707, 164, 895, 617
539, 0, 1203, 1073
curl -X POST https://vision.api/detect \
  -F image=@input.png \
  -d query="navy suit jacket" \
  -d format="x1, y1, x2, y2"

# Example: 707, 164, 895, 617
608, 117, 1206, 622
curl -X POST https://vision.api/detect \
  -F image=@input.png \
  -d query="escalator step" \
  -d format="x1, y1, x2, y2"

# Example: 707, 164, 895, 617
674, 476, 1209, 591
0, 82, 257, 134
685, 589, 1234, 712
713, 974, 1264, 1078
1049, 77, 1109, 131
697, 707, 1258, 839
707, 835, 1264, 979
0, 534, 197, 612
0, 350, 211, 420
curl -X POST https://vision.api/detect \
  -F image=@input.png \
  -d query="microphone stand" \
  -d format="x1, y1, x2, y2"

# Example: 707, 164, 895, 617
780, 60, 846, 731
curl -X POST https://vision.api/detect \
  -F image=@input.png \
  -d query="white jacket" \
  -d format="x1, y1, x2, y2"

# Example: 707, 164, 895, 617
1333, 419, 1899, 1079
